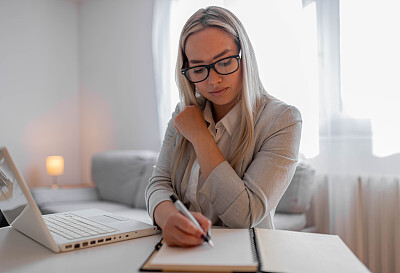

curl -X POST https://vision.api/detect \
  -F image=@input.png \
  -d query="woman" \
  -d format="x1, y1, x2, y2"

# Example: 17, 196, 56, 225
145, 6, 302, 247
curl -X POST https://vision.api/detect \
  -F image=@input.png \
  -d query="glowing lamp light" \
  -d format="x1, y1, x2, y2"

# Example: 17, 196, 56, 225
46, 156, 64, 188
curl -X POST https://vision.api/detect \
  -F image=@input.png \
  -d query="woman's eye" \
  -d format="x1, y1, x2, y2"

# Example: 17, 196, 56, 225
218, 58, 233, 67
193, 67, 206, 74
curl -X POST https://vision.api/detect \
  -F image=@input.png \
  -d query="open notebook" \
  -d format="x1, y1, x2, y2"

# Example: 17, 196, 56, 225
140, 228, 370, 273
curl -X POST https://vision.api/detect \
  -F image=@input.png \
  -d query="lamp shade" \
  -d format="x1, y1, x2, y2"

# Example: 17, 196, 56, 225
46, 156, 64, 176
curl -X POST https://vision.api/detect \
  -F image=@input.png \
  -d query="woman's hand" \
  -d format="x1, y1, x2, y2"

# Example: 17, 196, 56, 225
173, 105, 209, 146
173, 105, 225, 180
162, 211, 211, 247
154, 201, 212, 247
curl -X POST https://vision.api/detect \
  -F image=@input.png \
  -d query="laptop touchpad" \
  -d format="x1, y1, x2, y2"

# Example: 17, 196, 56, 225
89, 214, 129, 224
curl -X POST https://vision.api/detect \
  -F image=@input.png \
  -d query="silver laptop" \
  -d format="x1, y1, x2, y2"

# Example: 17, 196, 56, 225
0, 147, 159, 253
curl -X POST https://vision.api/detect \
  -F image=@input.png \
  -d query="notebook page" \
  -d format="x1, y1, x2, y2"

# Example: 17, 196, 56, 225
255, 229, 370, 273
150, 229, 257, 267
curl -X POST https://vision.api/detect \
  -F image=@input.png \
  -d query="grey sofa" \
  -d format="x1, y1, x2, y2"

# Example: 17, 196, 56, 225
32, 150, 316, 231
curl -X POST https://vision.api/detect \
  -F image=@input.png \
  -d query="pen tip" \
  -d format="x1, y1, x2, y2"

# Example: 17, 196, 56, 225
208, 240, 215, 248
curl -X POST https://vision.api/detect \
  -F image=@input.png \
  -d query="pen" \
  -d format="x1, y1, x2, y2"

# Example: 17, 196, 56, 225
170, 194, 214, 248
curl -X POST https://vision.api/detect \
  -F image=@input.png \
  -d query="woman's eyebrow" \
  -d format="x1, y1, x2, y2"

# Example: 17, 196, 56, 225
189, 49, 232, 64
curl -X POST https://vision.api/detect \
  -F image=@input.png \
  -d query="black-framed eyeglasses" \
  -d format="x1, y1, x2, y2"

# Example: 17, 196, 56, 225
181, 52, 241, 83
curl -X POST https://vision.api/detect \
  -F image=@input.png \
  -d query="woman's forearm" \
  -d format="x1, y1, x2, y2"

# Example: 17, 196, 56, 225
191, 131, 225, 180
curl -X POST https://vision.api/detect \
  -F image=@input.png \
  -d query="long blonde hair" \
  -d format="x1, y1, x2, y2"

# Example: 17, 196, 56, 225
170, 6, 267, 188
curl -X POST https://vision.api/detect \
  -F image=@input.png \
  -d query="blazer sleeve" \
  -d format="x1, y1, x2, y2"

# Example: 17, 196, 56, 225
145, 108, 179, 224
197, 104, 302, 228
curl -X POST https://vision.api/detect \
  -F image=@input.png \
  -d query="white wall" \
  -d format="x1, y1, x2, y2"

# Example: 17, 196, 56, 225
0, 0, 161, 187
79, 0, 160, 184
0, 0, 80, 187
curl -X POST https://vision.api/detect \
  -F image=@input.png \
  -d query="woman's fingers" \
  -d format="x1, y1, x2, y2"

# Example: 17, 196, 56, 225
173, 105, 208, 144
162, 212, 207, 247
191, 212, 212, 234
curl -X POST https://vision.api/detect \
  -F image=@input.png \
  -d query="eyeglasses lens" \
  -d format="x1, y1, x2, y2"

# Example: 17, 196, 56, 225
186, 56, 239, 83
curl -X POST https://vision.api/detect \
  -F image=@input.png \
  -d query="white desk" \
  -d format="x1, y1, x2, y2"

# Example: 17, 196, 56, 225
0, 227, 161, 273
0, 226, 370, 273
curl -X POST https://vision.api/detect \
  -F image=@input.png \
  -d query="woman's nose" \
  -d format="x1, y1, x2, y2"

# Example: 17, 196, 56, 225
207, 68, 222, 85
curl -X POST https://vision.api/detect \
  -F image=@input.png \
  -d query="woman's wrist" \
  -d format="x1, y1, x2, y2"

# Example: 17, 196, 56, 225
191, 132, 225, 179
154, 200, 179, 230
191, 127, 214, 148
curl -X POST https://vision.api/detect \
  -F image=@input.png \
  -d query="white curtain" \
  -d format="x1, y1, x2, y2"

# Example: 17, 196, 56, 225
309, 3, 400, 272
152, 0, 172, 141
340, 0, 400, 158
310, 174, 400, 273
307, 0, 400, 176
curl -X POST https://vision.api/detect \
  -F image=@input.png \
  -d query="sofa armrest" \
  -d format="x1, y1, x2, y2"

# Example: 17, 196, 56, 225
31, 187, 100, 208
92, 150, 158, 209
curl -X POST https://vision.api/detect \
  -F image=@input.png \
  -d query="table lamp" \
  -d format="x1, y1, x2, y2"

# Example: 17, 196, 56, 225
46, 156, 64, 189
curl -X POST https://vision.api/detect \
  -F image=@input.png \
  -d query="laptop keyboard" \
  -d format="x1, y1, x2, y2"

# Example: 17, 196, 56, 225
43, 213, 118, 240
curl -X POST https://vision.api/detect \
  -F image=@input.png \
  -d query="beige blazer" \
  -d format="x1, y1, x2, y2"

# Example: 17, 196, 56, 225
145, 94, 302, 229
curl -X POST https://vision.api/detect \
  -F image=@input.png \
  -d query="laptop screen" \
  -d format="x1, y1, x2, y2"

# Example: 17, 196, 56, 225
0, 149, 29, 226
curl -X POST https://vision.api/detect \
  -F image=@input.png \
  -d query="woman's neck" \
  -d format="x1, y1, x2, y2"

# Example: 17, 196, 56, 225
211, 102, 236, 123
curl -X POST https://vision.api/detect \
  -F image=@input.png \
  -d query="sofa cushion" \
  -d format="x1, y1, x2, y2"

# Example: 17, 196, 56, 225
274, 213, 307, 231
31, 187, 99, 208
276, 160, 316, 214
92, 150, 158, 209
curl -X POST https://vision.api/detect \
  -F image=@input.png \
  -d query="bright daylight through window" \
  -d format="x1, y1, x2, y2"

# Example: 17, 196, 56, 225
340, 0, 400, 157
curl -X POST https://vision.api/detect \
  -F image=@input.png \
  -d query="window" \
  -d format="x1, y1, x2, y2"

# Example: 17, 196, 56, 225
340, 0, 400, 156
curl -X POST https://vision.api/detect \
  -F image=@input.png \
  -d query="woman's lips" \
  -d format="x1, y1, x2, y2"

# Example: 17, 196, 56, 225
209, 87, 228, 96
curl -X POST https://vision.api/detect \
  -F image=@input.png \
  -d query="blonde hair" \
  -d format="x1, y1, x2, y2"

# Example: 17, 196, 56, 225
170, 6, 267, 188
